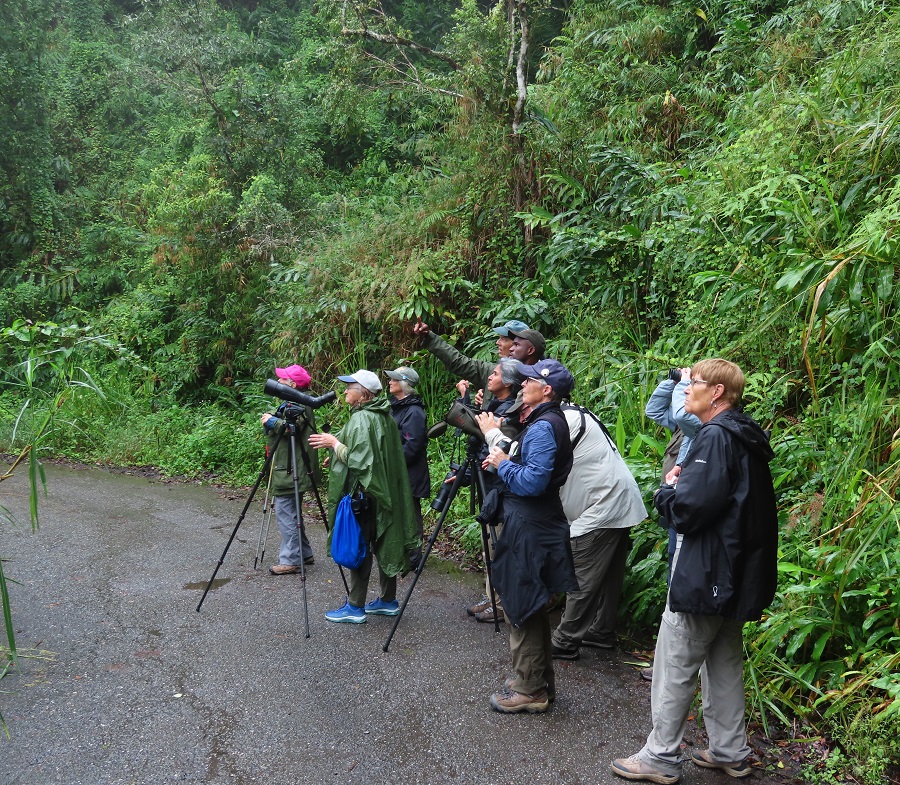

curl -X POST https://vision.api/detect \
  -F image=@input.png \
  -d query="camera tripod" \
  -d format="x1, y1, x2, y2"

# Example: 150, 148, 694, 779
196, 404, 347, 638
382, 433, 501, 652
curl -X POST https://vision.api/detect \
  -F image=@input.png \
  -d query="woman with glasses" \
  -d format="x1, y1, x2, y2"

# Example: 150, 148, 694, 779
612, 359, 778, 784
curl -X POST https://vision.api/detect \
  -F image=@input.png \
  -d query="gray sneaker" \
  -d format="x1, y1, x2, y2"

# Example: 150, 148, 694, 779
581, 633, 615, 650
691, 750, 752, 778
489, 688, 549, 714
611, 754, 680, 784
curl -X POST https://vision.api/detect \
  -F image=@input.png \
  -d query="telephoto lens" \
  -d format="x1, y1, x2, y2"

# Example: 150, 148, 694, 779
431, 464, 461, 512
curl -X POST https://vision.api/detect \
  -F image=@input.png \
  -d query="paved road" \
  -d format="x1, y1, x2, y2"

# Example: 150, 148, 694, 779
0, 463, 768, 785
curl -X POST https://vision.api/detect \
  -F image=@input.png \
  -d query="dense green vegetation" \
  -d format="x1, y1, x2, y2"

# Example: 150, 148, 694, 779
2, 0, 899, 778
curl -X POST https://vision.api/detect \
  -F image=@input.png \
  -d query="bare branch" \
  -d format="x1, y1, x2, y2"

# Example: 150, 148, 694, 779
340, 0, 461, 70
512, 0, 529, 135
341, 25, 462, 70
360, 51, 464, 99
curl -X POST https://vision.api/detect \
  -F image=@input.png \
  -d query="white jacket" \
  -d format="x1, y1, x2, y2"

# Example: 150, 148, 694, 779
559, 406, 647, 537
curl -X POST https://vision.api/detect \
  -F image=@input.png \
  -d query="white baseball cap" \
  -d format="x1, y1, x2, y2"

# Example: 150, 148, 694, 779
337, 369, 383, 394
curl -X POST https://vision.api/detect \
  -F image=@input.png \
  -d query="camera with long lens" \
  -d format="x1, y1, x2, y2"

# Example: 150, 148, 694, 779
431, 462, 471, 512
484, 437, 514, 474
264, 378, 338, 408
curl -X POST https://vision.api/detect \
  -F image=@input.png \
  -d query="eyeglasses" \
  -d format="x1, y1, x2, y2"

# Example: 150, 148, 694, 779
688, 378, 712, 386
522, 377, 548, 386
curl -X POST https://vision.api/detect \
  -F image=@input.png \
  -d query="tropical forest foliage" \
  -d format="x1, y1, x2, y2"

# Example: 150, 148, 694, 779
2, 0, 899, 779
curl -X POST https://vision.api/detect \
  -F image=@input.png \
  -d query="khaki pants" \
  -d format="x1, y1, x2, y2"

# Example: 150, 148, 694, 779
348, 550, 396, 609
552, 527, 629, 649
483, 520, 503, 607
507, 608, 553, 697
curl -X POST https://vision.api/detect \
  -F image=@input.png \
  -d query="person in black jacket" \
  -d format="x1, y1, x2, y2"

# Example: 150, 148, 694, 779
612, 359, 778, 784
386, 366, 430, 567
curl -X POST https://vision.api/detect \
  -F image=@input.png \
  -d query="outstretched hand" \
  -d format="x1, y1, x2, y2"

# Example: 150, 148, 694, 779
309, 433, 337, 450
413, 318, 430, 338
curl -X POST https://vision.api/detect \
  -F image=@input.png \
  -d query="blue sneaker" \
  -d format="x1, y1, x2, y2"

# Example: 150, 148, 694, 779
325, 601, 367, 624
364, 597, 400, 616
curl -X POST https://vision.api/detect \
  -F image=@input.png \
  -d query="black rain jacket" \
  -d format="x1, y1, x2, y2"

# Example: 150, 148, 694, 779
654, 408, 778, 621
389, 394, 431, 499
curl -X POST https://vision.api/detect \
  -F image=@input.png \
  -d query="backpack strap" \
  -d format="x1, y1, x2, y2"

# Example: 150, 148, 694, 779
562, 403, 617, 452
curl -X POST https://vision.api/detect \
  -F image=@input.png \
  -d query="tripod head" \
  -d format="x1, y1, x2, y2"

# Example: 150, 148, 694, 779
280, 402, 307, 422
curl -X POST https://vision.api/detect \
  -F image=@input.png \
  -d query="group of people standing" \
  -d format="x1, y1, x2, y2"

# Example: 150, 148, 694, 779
260, 316, 779, 784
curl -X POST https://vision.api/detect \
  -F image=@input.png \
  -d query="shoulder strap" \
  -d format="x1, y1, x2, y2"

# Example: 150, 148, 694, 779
562, 403, 617, 452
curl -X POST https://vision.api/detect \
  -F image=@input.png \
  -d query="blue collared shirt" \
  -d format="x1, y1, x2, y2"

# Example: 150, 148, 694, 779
497, 419, 557, 496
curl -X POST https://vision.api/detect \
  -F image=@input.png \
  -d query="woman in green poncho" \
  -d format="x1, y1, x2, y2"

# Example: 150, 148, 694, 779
308, 369, 420, 623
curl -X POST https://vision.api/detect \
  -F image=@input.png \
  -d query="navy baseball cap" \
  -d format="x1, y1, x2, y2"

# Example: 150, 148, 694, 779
517, 359, 574, 397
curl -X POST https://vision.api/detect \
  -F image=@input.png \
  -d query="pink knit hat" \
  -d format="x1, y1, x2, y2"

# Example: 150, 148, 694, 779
274, 364, 311, 389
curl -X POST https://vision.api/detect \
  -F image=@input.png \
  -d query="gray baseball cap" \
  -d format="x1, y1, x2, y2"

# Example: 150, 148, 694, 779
492, 319, 530, 337
385, 366, 420, 386
337, 369, 382, 394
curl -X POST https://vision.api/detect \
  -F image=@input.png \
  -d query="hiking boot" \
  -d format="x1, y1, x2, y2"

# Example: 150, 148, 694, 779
475, 605, 504, 623
364, 597, 400, 616
551, 643, 580, 660
269, 563, 300, 575
691, 750, 752, 778
611, 755, 680, 784
504, 677, 555, 703
324, 601, 367, 624
581, 633, 615, 650
640, 667, 653, 682
303, 556, 315, 565
467, 597, 491, 616
489, 688, 549, 714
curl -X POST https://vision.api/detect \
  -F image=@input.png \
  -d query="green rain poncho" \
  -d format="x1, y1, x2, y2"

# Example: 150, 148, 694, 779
326, 395, 420, 577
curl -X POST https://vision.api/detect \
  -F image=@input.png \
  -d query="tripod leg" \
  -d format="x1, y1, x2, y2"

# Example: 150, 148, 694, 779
254, 460, 276, 570
288, 427, 311, 639
294, 410, 350, 596
471, 461, 502, 633
197, 438, 280, 612
382, 466, 469, 652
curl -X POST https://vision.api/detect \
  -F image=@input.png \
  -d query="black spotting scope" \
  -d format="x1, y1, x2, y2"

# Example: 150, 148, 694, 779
264, 378, 337, 409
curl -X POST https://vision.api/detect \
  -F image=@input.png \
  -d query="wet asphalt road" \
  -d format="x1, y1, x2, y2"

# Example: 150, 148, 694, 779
0, 463, 759, 785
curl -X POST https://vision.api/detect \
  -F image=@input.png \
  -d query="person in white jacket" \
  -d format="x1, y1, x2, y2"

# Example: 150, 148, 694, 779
550, 405, 647, 658
480, 399, 646, 659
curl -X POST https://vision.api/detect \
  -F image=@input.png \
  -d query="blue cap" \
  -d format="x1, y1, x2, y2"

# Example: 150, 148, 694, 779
517, 359, 574, 397
492, 319, 530, 337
